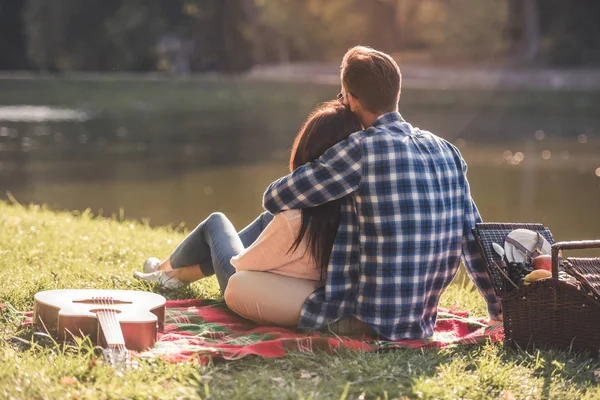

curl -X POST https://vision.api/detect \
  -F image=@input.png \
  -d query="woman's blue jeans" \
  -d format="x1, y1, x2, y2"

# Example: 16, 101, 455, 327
169, 211, 274, 293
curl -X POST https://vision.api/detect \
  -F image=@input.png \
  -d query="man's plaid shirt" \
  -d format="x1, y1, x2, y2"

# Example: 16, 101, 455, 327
263, 112, 502, 340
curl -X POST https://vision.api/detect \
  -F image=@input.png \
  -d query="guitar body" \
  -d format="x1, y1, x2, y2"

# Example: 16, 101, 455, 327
34, 289, 166, 352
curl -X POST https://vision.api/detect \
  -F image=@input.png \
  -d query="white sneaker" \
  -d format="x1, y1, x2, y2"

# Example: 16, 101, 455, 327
133, 270, 184, 290
143, 257, 162, 273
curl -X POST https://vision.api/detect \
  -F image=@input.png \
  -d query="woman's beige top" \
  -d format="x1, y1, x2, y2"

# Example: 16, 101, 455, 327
230, 210, 319, 281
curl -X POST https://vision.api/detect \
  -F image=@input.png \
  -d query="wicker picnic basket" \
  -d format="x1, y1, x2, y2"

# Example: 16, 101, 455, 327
473, 222, 600, 355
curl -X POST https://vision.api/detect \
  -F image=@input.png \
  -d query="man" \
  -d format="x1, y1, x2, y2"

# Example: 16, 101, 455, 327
262, 46, 502, 340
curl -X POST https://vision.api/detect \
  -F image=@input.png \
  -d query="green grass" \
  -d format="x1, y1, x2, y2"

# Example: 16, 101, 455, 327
2, 200, 600, 399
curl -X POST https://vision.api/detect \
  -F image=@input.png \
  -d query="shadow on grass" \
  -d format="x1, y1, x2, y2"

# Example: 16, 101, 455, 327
195, 343, 464, 398
208, 342, 600, 399
496, 344, 600, 397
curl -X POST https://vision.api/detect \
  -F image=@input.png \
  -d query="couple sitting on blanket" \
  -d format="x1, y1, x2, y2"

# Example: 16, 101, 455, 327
133, 46, 502, 340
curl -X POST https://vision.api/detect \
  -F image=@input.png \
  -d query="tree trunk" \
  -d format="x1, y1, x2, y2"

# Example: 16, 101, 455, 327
367, 0, 399, 52
215, 0, 254, 73
395, 0, 420, 49
241, 0, 264, 65
522, 0, 541, 64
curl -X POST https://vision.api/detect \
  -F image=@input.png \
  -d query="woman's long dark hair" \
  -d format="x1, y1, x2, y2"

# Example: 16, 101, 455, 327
288, 101, 362, 287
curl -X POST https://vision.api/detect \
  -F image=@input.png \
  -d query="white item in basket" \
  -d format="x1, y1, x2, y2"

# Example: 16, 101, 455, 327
504, 229, 552, 263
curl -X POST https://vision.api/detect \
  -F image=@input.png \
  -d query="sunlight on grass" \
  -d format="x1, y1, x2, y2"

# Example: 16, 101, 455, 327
2, 200, 600, 399
0, 199, 220, 311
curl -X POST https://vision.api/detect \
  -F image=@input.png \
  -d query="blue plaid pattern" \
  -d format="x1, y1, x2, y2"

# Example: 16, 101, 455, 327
263, 112, 502, 340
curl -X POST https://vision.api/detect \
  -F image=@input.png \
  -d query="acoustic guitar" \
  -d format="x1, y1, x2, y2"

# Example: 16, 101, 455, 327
34, 289, 166, 367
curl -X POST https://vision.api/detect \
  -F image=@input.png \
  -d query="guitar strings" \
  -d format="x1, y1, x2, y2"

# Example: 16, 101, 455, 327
97, 296, 117, 349
93, 294, 128, 364
105, 296, 120, 349
97, 296, 109, 346
109, 296, 126, 351
105, 295, 126, 351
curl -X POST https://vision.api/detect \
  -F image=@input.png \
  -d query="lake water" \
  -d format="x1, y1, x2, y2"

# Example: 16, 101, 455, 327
0, 78, 599, 256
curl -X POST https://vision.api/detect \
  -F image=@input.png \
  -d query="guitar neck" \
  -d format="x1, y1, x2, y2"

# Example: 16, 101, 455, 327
96, 310, 125, 348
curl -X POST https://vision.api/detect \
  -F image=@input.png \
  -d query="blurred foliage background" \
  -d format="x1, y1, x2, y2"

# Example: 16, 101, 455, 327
1, 0, 599, 73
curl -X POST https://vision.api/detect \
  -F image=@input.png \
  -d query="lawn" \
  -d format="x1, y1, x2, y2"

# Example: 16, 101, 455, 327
1, 200, 600, 399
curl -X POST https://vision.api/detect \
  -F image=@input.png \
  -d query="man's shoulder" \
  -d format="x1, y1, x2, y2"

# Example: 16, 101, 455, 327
354, 120, 462, 156
348, 129, 369, 141
361, 121, 447, 144
363, 119, 412, 137
398, 123, 462, 154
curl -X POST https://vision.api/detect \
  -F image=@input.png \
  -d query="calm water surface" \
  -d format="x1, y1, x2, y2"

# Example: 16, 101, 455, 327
1, 79, 599, 256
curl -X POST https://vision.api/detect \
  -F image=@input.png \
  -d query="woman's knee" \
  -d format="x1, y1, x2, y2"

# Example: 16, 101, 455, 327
201, 212, 230, 239
206, 212, 227, 226
190, 212, 227, 234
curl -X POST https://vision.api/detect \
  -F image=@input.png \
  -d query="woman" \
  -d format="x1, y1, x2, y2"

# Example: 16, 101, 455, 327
134, 101, 375, 335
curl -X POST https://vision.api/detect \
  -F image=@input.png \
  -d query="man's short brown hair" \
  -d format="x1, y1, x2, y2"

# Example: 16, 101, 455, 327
341, 46, 401, 114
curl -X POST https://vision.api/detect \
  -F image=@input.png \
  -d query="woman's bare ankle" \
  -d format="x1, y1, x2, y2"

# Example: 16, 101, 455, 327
157, 259, 173, 271
166, 265, 205, 283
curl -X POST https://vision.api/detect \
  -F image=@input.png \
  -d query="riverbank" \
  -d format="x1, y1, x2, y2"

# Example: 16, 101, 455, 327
249, 62, 600, 90
1, 75, 599, 120
3, 62, 600, 90
1, 201, 600, 399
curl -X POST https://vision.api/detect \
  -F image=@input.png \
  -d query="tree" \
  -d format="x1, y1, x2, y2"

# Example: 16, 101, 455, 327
23, 0, 67, 71
522, 0, 541, 64
152, 0, 256, 73
364, 0, 400, 53
538, 0, 600, 65
17, 0, 600, 71
255, 0, 368, 62
24, 0, 124, 71
213, 0, 255, 72
104, 0, 167, 71
507, 0, 541, 65
435, 0, 510, 61
510, 0, 600, 66
0, 0, 30, 70
395, 0, 422, 49
23, 0, 180, 72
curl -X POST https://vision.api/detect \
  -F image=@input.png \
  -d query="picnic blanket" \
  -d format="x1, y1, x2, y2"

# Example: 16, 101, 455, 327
3, 299, 503, 363
142, 299, 503, 363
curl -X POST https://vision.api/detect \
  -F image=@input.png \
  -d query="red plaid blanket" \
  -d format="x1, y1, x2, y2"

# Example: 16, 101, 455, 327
144, 299, 503, 363
3, 300, 503, 363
